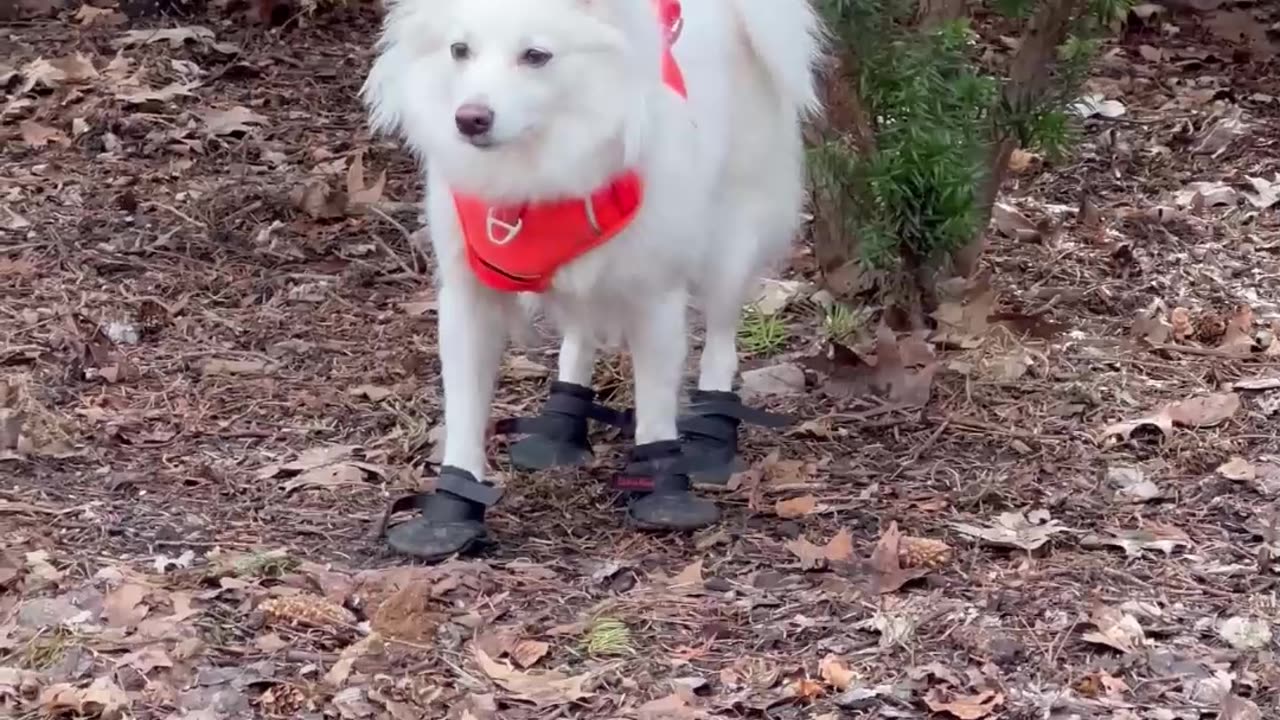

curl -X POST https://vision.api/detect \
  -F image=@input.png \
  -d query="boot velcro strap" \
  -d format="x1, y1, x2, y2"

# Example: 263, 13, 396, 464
494, 383, 632, 436
623, 440, 719, 476
687, 398, 793, 428
436, 466, 503, 506
677, 415, 738, 443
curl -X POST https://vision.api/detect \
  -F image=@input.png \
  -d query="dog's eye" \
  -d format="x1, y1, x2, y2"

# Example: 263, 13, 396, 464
519, 48, 553, 67
450, 43, 470, 61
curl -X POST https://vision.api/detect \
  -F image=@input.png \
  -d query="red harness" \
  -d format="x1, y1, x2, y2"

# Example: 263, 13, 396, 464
454, 0, 688, 294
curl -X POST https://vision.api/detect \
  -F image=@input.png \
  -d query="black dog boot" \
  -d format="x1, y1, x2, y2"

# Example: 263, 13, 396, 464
377, 466, 502, 562
677, 389, 793, 484
615, 440, 721, 531
494, 381, 633, 471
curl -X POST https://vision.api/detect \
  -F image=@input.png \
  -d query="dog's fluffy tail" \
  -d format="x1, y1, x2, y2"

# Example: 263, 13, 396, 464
729, 0, 825, 116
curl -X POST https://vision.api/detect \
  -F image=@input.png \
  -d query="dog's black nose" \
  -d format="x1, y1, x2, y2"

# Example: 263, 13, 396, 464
455, 104, 495, 137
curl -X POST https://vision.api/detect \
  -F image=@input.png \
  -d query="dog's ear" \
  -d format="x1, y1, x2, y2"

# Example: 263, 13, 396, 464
362, 0, 452, 138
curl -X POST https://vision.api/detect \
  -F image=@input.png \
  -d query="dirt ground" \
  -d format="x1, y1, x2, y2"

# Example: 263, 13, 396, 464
4, 2, 1280, 719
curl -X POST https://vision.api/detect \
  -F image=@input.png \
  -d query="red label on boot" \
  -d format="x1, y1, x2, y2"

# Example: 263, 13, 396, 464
612, 475, 655, 493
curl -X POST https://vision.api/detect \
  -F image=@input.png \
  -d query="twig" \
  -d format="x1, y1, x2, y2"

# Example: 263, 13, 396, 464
367, 204, 423, 276
1152, 344, 1272, 360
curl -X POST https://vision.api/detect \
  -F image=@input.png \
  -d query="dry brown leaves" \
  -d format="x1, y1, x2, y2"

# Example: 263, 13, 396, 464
952, 510, 1069, 551
867, 522, 936, 594
808, 325, 937, 408
923, 688, 1005, 719
785, 528, 855, 570
472, 648, 592, 707
1101, 391, 1240, 446
1082, 604, 1147, 654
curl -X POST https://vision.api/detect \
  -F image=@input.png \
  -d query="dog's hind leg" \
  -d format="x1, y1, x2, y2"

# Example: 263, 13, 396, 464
498, 327, 630, 470
619, 291, 721, 531
679, 235, 793, 485
379, 273, 509, 562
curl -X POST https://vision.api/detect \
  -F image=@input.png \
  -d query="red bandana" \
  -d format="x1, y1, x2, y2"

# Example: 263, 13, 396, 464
455, 0, 688, 294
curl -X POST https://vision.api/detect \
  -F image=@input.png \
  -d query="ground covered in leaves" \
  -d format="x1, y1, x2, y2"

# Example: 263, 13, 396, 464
4, 1, 1280, 719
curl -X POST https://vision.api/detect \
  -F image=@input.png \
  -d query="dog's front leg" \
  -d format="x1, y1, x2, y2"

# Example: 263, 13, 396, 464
381, 271, 508, 562
621, 290, 720, 530
439, 275, 508, 478
499, 326, 632, 470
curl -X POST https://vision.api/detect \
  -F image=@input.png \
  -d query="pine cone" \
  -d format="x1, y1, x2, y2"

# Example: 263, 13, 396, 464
898, 536, 953, 569
260, 594, 356, 630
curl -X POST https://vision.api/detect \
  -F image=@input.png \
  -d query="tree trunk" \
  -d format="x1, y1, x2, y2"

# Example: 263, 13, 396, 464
953, 0, 1086, 278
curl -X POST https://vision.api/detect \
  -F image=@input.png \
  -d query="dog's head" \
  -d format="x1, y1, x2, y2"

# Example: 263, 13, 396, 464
364, 0, 663, 201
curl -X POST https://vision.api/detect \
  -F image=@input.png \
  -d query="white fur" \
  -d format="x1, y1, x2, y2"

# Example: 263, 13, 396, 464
364, 0, 824, 481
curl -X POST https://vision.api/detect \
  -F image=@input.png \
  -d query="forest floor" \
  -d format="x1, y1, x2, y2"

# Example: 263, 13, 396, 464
3, 1, 1280, 718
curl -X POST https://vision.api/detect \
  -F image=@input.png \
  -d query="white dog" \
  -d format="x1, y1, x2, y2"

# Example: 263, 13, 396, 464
364, 0, 823, 561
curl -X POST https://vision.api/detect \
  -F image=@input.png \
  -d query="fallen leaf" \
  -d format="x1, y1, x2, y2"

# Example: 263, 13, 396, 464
636, 693, 703, 720
119, 645, 174, 675
255, 633, 289, 652
104, 583, 150, 627
1165, 392, 1240, 427
473, 648, 592, 707
819, 654, 857, 691
18, 55, 98, 93
1006, 148, 1042, 174
812, 326, 936, 407
825, 528, 855, 563
348, 384, 393, 402
19, 120, 68, 148
399, 293, 437, 316
1075, 669, 1130, 698
281, 463, 376, 493
331, 686, 376, 719
775, 495, 818, 519
1107, 465, 1161, 502
1193, 108, 1249, 156
291, 180, 348, 219
739, 363, 805, 403
39, 676, 130, 720
1219, 306, 1255, 355
785, 528, 854, 570
750, 278, 802, 316
992, 202, 1038, 240
346, 152, 387, 206
951, 510, 1068, 551
1218, 616, 1272, 651
1171, 307, 1194, 340
788, 677, 825, 702
784, 536, 827, 570
74, 4, 126, 25
24, 550, 63, 587
930, 277, 997, 347
324, 632, 384, 687
1221, 695, 1262, 720
1072, 95, 1126, 118
868, 522, 930, 594
200, 106, 267, 136
1081, 524, 1190, 556
1175, 181, 1238, 208
510, 639, 549, 669
1082, 604, 1146, 653
1102, 392, 1240, 445
1218, 456, 1256, 481
115, 81, 201, 104
116, 26, 215, 49
1242, 175, 1280, 210
924, 688, 1004, 719
1231, 376, 1280, 391
202, 358, 275, 376
668, 559, 704, 590
504, 355, 549, 380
